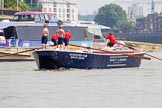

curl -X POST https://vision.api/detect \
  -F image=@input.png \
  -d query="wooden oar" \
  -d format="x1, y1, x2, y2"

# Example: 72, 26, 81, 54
117, 42, 162, 61
0, 47, 42, 58
69, 44, 151, 60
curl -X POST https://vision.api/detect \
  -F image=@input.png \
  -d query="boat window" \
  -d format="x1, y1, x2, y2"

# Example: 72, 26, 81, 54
40, 14, 45, 22
27, 15, 35, 21
49, 15, 57, 22
13, 15, 24, 21
12, 14, 35, 21
44, 14, 49, 21
94, 35, 101, 39
35, 14, 41, 22
31, 14, 35, 19
23, 15, 28, 20
12, 15, 19, 21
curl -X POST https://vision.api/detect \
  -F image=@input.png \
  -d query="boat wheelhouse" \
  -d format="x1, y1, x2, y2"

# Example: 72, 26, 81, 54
12, 11, 57, 23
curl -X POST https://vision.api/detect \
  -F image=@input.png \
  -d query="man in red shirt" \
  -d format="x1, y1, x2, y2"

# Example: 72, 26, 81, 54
51, 33, 58, 47
106, 32, 116, 47
64, 30, 71, 49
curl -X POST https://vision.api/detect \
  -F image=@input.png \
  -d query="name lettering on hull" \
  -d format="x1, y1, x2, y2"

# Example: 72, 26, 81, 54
69, 53, 88, 60
108, 56, 128, 67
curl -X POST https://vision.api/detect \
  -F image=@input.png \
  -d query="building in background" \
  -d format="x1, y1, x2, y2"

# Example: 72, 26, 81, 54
24, 0, 78, 21
41, 0, 78, 21
0, 0, 4, 9
128, 3, 144, 19
136, 12, 162, 32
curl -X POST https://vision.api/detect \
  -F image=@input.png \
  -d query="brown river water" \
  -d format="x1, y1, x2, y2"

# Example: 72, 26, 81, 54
0, 52, 162, 108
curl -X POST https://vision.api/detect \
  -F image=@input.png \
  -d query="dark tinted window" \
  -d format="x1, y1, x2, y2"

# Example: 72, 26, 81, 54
13, 15, 35, 21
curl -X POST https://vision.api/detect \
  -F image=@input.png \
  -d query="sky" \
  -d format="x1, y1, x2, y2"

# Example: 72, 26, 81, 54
69, 0, 162, 16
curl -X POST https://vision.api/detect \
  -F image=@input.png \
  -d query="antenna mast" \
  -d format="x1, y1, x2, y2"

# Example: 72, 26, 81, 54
151, 0, 154, 14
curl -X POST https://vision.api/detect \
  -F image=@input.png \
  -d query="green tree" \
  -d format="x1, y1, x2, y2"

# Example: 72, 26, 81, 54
4, 0, 29, 11
94, 4, 127, 29
19, 2, 30, 11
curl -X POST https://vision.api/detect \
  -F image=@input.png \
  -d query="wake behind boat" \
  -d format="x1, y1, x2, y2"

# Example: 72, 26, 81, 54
32, 46, 149, 70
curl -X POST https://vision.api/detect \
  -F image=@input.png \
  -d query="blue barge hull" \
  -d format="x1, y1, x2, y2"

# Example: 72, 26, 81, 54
32, 50, 145, 69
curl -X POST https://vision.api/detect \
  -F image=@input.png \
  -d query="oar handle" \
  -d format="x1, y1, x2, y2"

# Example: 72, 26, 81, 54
146, 53, 162, 61
128, 46, 135, 50
116, 42, 135, 50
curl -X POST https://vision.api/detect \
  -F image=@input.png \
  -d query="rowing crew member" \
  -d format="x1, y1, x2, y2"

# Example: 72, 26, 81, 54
106, 32, 116, 48
64, 30, 71, 49
56, 26, 65, 49
51, 33, 58, 48
41, 23, 49, 49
